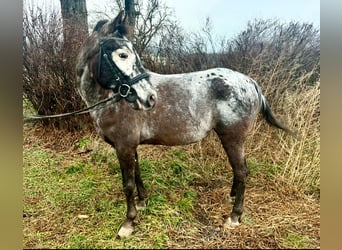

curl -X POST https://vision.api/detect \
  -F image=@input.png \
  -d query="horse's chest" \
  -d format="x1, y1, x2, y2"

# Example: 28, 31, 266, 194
93, 109, 137, 140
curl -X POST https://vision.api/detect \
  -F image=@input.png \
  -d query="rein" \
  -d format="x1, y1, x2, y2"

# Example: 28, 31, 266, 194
23, 34, 150, 121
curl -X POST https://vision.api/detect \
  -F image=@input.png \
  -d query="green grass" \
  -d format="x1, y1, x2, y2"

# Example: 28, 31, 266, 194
23, 128, 320, 249
74, 136, 91, 150
23, 98, 36, 114
247, 158, 283, 178
282, 232, 312, 249
23, 142, 201, 248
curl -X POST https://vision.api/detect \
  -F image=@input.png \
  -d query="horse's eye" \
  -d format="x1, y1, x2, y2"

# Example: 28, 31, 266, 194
119, 53, 128, 59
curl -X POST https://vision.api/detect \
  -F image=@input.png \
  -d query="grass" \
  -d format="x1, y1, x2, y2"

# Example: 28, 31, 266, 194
23, 122, 320, 249
282, 232, 312, 249
23, 126, 200, 248
23, 76, 320, 248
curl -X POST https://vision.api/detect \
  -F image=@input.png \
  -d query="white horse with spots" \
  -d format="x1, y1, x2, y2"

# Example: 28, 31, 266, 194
76, 11, 294, 238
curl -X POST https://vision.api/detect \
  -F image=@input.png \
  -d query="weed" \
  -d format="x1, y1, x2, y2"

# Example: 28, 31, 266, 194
153, 234, 170, 249
171, 149, 187, 161
90, 152, 108, 164
67, 234, 92, 249
65, 162, 86, 174
23, 98, 36, 114
140, 159, 156, 174
171, 161, 183, 175
248, 158, 282, 178
176, 195, 195, 216
282, 232, 312, 249
75, 137, 91, 150
241, 214, 255, 226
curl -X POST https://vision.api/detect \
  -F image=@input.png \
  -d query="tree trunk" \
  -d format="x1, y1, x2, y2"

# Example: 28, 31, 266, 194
125, 0, 137, 34
60, 0, 88, 42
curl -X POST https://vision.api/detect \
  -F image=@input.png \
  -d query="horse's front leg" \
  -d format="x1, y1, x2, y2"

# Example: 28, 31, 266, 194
134, 152, 148, 210
116, 147, 138, 238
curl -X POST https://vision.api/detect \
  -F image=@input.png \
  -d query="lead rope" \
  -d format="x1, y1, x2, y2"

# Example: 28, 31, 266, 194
23, 94, 118, 121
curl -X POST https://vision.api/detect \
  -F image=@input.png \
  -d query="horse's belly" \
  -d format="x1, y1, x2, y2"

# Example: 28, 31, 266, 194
140, 117, 213, 146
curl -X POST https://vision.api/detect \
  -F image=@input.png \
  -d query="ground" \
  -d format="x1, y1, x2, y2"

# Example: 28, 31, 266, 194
23, 124, 320, 249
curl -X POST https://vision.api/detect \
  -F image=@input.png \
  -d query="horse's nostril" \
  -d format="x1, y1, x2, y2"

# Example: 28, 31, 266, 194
148, 94, 156, 107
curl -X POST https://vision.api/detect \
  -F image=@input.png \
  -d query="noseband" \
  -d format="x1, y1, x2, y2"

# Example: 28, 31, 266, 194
97, 34, 150, 103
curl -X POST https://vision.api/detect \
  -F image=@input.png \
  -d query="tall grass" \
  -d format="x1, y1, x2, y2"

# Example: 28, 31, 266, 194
279, 84, 320, 192
241, 58, 320, 194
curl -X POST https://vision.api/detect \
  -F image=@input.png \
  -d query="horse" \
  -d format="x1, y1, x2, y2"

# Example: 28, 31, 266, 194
76, 11, 294, 238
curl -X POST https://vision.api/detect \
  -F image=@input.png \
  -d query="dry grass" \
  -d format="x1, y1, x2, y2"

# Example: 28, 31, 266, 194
23, 94, 320, 248
246, 87, 320, 195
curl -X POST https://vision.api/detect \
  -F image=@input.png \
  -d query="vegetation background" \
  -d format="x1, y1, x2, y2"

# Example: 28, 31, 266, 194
23, 0, 320, 248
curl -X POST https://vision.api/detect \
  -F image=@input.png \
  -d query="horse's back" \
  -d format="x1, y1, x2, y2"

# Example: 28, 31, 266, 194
139, 69, 261, 144
151, 68, 261, 121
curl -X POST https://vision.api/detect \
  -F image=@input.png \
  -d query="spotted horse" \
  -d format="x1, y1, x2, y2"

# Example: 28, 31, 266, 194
76, 11, 294, 238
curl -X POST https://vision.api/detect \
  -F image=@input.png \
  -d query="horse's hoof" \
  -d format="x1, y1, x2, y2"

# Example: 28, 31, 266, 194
117, 222, 134, 238
224, 216, 240, 229
136, 200, 147, 210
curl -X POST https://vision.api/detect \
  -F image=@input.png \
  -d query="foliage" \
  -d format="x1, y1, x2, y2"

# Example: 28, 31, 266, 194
23, 5, 90, 130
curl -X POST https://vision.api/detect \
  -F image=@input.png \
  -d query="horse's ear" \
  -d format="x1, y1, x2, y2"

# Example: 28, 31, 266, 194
122, 12, 134, 39
106, 10, 127, 36
93, 19, 108, 32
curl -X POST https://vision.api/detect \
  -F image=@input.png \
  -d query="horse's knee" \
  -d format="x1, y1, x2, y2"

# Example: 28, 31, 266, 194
124, 180, 135, 195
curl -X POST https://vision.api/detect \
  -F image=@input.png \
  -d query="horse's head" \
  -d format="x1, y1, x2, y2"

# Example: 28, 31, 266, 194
84, 11, 156, 110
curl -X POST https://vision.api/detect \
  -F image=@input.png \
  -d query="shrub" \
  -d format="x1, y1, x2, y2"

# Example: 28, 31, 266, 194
23, 6, 90, 130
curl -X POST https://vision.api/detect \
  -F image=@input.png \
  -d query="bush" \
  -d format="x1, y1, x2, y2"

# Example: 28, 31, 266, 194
23, 6, 90, 130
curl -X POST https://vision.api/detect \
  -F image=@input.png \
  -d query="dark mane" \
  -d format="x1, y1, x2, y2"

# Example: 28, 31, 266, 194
93, 20, 108, 32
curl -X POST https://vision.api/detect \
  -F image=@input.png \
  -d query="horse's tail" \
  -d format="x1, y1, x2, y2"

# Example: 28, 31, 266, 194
253, 82, 297, 138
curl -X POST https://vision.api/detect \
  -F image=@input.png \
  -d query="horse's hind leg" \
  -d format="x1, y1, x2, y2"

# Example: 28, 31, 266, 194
217, 130, 249, 228
134, 152, 148, 210
116, 147, 138, 238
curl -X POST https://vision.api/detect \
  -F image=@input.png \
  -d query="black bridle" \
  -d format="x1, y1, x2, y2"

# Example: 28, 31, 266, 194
23, 35, 151, 121
97, 34, 150, 103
